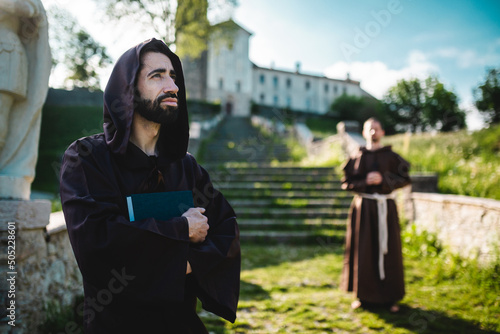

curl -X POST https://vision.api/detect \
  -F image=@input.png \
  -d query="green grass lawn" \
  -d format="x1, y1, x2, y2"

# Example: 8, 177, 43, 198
41, 226, 499, 333
201, 230, 499, 333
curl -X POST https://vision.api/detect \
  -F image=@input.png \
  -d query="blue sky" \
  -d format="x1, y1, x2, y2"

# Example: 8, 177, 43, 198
43, 0, 500, 129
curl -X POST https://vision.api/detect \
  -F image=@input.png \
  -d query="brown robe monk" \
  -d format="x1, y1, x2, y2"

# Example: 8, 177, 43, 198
340, 145, 410, 305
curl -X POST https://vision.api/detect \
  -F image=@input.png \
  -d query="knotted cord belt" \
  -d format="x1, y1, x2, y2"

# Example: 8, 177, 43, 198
357, 192, 396, 280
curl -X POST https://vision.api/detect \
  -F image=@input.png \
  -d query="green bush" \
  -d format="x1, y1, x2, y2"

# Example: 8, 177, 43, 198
305, 117, 338, 139
33, 105, 103, 193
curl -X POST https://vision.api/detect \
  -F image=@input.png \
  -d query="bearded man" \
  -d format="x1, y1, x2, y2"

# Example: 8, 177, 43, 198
340, 117, 410, 313
60, 38, 240, 333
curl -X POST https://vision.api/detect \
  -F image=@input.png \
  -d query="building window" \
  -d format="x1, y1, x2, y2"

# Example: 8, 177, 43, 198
334, 85, 338, 93
219, 78, 223, 89
260, 74, 265, 84
260, 93, 265, 102
324, 84, 328, 93
286, 78, 291, 88
306, 98, 311, 110
236, 81, 241, 92
342, 86, 347, 94
286, 96, 292, 107
273, 76, 278, 88
273, 95, 278, 105
305, 81, 310, 90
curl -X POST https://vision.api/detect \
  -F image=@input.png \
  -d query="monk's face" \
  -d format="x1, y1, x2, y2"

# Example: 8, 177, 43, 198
135, 52, 179, 124
363, 120, 385, 143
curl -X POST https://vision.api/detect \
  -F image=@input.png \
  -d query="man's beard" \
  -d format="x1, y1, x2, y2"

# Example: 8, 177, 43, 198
135, 93, 179, 125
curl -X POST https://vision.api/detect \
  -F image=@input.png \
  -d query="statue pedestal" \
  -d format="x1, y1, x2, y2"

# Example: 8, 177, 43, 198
0, 199, 51, 332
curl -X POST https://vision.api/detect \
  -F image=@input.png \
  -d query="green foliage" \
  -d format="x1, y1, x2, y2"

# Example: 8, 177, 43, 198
175, 0, 209, 59
33, 105, 103, 194
329, 94, 381, 127
48, 7, 111, 90
39, 297, 84, 333
383, 76, 466, 133
383, 125, 500, 199
402, 224, 444, 259
304, 117, 338, 139
474, 67, 500, 124
284, 137, 307, 162
402, 224, 500, 320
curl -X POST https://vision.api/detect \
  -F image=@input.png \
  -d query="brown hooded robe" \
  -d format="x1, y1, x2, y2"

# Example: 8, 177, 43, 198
340, 146, 410, 304
60, 39, 240, 333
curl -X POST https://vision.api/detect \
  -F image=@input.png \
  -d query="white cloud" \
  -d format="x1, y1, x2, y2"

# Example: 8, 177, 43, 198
324, 50, 438, 99
433, 40, 500, 69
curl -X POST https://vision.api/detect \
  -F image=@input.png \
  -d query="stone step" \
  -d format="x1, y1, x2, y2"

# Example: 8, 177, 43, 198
222, 189, 350, 199
211, 174, 340, 183
212, 166, 336, 175
229, 198, 351, 208
218, 181, 341, 191
239, 230, 346, 245
236, 207, 348, 219
238, 218, 346, 231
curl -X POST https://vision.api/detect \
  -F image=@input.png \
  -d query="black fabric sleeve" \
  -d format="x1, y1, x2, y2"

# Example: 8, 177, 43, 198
60, 139, 192, 303
186, 155, 241, 323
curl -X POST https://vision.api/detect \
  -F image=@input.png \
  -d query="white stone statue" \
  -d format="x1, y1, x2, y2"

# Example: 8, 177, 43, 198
0, 0, 51, 199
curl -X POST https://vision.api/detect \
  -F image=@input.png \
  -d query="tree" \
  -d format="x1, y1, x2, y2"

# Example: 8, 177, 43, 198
48, 7, 111, 90
95, 0, 238, 59
383, 76, 466, 132
424, 77, 466, 132
174, 0, 210, 59
329, 94, 384, 131
474, 68, 500, 124
384, 78, 426, 132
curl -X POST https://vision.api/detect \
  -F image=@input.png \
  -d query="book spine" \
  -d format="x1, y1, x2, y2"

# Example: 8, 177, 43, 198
126, 196, 135, 222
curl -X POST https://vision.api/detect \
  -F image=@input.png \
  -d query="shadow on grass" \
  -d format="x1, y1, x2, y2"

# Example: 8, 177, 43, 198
239, 280, 271, 301
241, 242, 345, 271
360, 303, 497, 334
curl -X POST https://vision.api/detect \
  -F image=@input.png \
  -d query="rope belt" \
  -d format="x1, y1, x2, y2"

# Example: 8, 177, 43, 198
357, 192, 396, 280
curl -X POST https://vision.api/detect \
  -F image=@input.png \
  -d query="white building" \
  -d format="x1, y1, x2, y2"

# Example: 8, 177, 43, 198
183, 20, 372, 117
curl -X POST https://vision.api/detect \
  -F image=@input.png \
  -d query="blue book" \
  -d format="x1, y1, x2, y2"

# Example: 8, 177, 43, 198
126, 190, 194, 222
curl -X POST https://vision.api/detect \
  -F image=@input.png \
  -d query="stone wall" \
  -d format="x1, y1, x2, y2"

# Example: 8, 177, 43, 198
410, 193, 500, 263
0, 200, 82, 333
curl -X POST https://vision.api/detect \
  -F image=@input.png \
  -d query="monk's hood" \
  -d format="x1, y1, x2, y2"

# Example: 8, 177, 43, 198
103, 38, 189, 160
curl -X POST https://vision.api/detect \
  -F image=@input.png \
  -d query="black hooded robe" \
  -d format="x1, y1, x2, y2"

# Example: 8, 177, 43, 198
60, 39, 240, 333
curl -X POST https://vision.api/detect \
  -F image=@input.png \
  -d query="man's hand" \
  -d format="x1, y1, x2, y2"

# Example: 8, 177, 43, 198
366, 171, 383, 185
182, 207, 209, 243
186, 261, 192, 274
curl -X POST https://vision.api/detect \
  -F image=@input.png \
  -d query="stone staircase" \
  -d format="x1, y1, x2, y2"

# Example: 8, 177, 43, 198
210, 166, 351, 245
200, 116, 290, 164
199, 116, 350, 245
